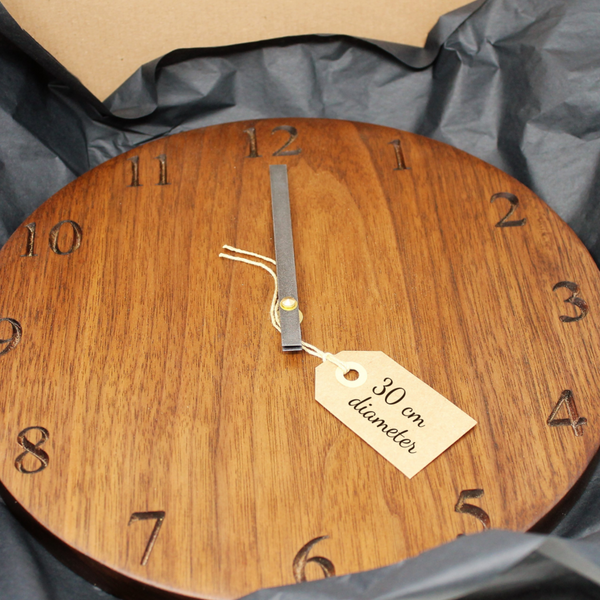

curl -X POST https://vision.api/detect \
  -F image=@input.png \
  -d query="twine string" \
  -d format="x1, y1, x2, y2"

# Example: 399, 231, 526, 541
219, 245, 350, 373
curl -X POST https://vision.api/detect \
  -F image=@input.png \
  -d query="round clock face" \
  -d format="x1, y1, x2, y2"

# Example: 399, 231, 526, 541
0, 119, 599, 600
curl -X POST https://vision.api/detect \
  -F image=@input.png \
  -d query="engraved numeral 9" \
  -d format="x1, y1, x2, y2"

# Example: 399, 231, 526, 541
0, 318, 22, 357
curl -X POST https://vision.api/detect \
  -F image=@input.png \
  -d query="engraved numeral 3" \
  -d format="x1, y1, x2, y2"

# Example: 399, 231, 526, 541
491, 192, 526, 227
455, 489, 490, 530
128, 511, 166, 566
292, 536, 335, 583
548, 390, 587, 436
15, 426, 49, 474
553, 281, 588, 322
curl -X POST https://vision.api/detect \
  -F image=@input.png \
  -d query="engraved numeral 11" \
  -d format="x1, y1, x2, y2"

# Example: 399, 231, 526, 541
127, 155, 169, 187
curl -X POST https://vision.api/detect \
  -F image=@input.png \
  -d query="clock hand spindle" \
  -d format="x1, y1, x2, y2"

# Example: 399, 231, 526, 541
269, 164, 303, 352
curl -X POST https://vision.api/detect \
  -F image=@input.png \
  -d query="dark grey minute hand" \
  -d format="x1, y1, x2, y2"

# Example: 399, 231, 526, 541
269, 164, 302, 352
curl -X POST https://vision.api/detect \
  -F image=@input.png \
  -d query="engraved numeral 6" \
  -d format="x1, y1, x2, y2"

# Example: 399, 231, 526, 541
292, 536, 335, 583
22, 221, 83, 257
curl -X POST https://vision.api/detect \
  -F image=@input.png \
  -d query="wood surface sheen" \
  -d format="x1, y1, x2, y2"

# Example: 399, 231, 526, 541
0, 119, 599, 599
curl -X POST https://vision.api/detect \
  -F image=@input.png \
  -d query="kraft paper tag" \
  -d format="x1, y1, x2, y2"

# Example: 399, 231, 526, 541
315, 351, 476, 479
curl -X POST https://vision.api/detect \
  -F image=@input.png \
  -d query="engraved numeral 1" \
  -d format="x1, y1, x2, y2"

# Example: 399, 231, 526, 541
553, 281, 589, 322
389, 139, 408, 170
292, 536, 335, 583
128, 511, 166, 566
548, 390, 587, 436
15, 426, 49, 474
490, 192, 526, 227
455, 489, 490, 530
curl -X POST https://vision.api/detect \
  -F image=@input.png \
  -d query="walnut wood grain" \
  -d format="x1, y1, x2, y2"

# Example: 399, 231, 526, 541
0, 119, 599, 599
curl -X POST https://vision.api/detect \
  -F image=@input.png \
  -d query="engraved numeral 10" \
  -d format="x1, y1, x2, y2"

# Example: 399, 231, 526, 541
127, 154, 169, 187
22, 220, 83, 257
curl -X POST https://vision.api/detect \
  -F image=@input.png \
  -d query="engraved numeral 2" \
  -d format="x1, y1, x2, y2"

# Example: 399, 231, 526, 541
244, 125, 302, 158
491, 192, 526, 227
22, 221, 83, 257
127, 155, 169, 187
455, 489, 490, 530
15, 426, 49, 474
548, 390, 587, 436
292, 536, 335, 583
553, 281, 588, 322
128, 510, 166, 566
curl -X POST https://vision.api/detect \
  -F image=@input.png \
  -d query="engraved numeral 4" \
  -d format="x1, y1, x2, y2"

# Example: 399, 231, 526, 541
292, 536, 335, 583
548, 390, 587, 436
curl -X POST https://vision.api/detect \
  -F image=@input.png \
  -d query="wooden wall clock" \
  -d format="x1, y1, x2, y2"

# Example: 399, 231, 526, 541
0, 118, 599, 600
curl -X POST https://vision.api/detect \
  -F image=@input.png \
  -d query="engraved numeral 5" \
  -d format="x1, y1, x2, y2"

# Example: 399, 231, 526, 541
455, 489, 490, 530
548, 390, 587, 436
293, 536, 335, 583
128, 511, 166, 566
553, 281, 588, 322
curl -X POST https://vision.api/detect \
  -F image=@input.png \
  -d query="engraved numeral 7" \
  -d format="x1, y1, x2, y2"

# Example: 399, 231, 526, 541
128, 510, 166, 566
455, 489, 490, 530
